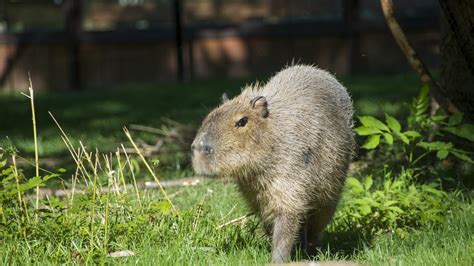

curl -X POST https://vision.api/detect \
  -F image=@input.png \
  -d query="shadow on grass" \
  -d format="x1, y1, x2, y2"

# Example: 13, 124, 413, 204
318, 228, 372, 259
215, 216, 373, 262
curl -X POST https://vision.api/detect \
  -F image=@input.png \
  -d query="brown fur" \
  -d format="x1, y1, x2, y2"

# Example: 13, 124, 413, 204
192, 65, 355, 263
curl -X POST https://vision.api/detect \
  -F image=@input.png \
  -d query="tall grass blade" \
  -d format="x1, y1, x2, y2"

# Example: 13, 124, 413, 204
121, 144, 142, 208
123, 127, 179, 216
25, 74, 40, 217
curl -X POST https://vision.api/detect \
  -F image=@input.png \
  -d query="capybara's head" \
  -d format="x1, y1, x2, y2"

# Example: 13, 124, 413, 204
191, 91, 271, 177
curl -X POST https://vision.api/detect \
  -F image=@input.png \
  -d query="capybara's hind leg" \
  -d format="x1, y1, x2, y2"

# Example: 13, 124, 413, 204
306, 204, 337, 257
291, 221, 308, 260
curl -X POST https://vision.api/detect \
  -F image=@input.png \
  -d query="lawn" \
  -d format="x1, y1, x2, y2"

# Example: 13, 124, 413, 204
1, 73, 472, 265
1, 179, 472, 265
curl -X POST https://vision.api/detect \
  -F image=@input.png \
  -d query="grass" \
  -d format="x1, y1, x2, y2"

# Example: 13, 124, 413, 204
361, 204, 473, 266
0, 179, 472, 265
1, 73, 472, 265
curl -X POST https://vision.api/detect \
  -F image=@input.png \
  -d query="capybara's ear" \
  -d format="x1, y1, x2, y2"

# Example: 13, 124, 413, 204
222, 92, 229, 103
251, 96, 269, 118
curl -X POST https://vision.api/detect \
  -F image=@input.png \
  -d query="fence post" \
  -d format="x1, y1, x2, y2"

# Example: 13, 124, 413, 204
343, 0, 366, 74
173, 0, 184, 82
65, 0, 82, 90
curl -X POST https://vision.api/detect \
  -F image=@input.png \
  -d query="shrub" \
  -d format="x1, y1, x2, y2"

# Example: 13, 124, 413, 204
335, 85, 472, 237
355, 86, 474, 170
335, 169, 450, 236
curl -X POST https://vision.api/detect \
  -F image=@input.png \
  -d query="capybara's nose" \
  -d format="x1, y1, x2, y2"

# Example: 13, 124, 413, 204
191, 140, 213, 155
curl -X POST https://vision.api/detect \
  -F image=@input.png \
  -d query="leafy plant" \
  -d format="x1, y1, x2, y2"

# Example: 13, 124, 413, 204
355, 85, 474, 167
356, 114, 420, 149
341, 85, 469, 237
336, 169, 449, 235
0, 147, 59, 235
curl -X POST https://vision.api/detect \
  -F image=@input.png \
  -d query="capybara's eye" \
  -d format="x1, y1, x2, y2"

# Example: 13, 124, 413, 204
235, 117, 248, 128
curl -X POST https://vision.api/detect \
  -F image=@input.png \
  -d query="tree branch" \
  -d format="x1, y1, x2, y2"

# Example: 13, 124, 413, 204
380, 0, 459, 114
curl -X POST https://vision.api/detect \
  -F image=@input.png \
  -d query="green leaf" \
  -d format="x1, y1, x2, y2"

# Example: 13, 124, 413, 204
414, 85, 430, 116
388, 206, 404, 213
384, 180, 391, 191
447, 112, 463, 126
154, 200, 171, 215
354, 198, 371, 206
2, 167, 13, 175
355, 126, 382, 136
383, 200, 398, 207
436, 150, 449, 160
403, 130, 421, 138
422, 185, 447, 197
0, 159, 6, 168
391, 180, 404, 189
419, 141, 453, 151
363, 197, 379, 207
430, 215, 445, 223
431, 114, 448, 123
1, 171, 15, 183
10, 176, 44, 195
359, 205, 372, 215
385, 114, 401, 132
43, 174, 60, 181
382, 133, 393, 145
25, 176, 44, 187
364, 175, 373, 190
443, 124, 474, 142
451, 151, 474, 164
362, 134, 381, 149
57, 168, 67, 173
397, 132, 409, 144
346, 177, 364, 193
358, 116, 389, 132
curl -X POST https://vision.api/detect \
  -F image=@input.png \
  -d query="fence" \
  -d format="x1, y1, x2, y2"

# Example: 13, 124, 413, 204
0, 0, 442, 91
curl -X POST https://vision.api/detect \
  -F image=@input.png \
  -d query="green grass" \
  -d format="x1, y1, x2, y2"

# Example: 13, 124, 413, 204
0, 179, 471, 265
3, 73, 472, 265
360, 206, 473, 266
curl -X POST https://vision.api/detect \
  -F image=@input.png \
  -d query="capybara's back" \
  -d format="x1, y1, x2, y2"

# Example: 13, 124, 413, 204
192, 65, 355, 263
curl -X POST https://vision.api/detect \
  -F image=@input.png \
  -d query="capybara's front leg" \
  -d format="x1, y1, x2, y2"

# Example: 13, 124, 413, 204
271, 214, 301, 263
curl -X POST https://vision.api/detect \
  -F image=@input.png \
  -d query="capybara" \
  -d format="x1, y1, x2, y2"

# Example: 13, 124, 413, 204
191, 65, 355, 263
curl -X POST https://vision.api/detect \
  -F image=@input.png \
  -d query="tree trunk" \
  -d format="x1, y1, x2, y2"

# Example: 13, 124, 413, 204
439, 0, 474, 121
380, 0, 458, 114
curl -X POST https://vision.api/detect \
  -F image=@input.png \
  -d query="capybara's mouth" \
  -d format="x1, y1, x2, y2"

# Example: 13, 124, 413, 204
192, 154, 218, 176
